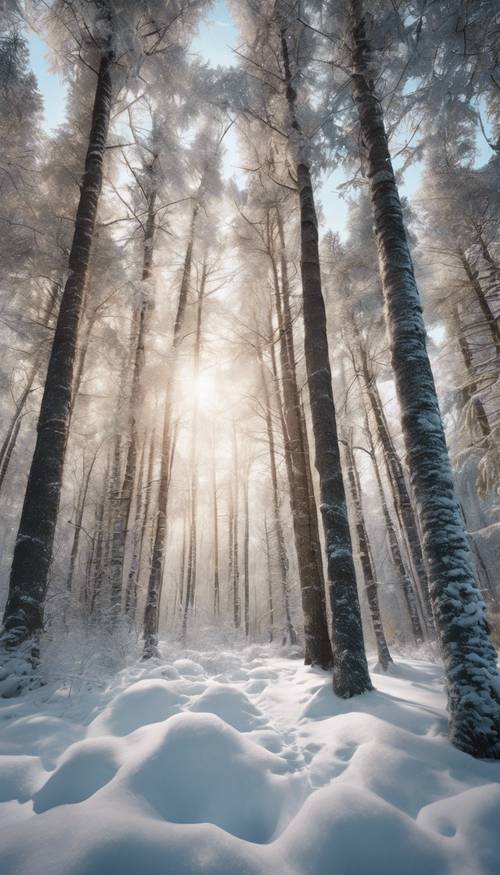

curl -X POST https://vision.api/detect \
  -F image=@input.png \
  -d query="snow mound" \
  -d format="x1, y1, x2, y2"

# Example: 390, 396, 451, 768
122, 711, 302, 842
190, 683, 266, 731
0, 648, 499, 875
89, 678, 187, 737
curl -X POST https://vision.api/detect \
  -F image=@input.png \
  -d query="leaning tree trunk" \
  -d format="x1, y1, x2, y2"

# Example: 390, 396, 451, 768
269, 211, 331, 667
1, 46, 114, 649
280, 23, 371, 695
345, 433, 392, 670
350, 0, 500, 757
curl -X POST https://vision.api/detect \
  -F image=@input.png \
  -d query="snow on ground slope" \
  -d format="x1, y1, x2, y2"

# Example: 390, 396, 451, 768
0, 645, 499, 875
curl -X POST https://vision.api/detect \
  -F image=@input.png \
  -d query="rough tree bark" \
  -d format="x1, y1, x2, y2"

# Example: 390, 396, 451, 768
269, 210, 331, 666
280, 18, 371, 694
2, 42, 114, 650
350, 0, 500, 757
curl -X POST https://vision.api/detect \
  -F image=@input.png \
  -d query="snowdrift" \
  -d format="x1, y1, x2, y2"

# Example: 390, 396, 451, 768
0, 646, 499, 875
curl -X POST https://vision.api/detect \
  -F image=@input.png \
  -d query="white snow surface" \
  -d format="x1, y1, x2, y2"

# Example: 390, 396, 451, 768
0, 645, 499, 875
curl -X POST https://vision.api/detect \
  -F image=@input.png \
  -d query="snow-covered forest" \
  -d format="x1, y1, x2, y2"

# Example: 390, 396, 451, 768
0, 0, 499, 872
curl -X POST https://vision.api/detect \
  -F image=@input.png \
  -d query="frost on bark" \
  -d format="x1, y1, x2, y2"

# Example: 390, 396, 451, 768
1, 45, 114, 650
350, 0, 500, 757
280, 20, 371, 695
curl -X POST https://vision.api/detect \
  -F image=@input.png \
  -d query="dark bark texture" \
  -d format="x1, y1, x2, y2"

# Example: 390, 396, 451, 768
2, 49, 113, 647
350, 0, 500, 757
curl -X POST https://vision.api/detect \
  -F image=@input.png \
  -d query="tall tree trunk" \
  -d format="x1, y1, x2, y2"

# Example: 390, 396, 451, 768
124, 437, 148, 620
350, 0, 500, 757
264, 516, 274, 644
365, 416, 424, 643
177, 507, 187, 616
89, 449, 112, 618
227, 478, 235, 616
356, 335, 433, 623
66, 443, 102, 593
345, 432, 392, 670
280, 22, 371, 694
269, 211, 331, 667
243, 466, 250, 638
110, 183, 157, 621
212, 439, 220, 616
138, 426, 157, 578
181, 258, 207, 636
2, 45, 114, 649
231, 423, 241, 629
143, 200, 199, 657
258, 341, 296, 644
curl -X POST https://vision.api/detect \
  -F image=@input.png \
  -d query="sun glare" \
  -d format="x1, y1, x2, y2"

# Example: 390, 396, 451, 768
194, 370, 217, 412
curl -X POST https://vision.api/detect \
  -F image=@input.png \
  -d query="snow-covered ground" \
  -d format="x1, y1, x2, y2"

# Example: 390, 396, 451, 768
0, 645, 499, 875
